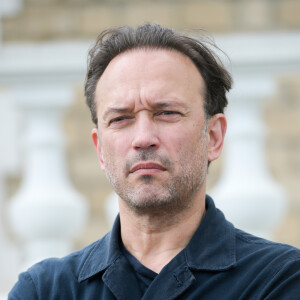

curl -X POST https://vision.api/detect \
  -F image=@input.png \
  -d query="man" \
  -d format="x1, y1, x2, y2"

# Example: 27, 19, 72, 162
9, 24, 300, 299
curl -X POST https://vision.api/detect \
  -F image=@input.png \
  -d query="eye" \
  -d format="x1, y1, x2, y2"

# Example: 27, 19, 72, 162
159, 111, 178, 115
156, 110, 182, 119
108, 116, 132, 127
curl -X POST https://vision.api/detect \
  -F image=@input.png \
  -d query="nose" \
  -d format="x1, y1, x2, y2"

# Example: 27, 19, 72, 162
131, 114, 160, 150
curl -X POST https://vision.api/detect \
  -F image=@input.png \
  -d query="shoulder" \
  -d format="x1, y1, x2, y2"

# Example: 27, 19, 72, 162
29, 235, 108, 282
235, 228, 300, 260
8, 232, 111, 300
235, 228, 300, 296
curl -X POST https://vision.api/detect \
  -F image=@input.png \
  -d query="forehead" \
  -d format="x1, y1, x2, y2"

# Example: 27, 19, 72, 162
95, 48, 205, 113
99, 48, 202, 84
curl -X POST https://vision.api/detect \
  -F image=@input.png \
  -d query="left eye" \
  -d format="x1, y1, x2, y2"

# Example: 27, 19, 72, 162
158, 111, 178, 116
155, 110, 182, 122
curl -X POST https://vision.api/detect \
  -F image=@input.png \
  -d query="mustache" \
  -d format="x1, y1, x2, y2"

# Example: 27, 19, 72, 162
124, 150, 172, 173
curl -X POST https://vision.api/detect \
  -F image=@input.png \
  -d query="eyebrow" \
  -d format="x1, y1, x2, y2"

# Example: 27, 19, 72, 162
102, 107, 132, 121
152, 101, 185, 108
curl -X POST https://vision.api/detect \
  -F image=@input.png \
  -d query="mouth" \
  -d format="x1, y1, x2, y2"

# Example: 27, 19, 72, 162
129, 162, 166, 175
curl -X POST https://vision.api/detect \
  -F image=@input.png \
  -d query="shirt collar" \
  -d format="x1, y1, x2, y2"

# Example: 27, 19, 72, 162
78, 195, 236, 282
184, 195, 236, 271
78, 215, 122, 282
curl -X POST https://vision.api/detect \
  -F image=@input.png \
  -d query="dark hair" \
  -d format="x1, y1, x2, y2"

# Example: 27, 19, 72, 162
85, 23, 232, 125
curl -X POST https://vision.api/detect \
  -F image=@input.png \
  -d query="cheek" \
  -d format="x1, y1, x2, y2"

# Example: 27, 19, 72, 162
168, 122, 204, 145
164, 125, 207, 160
162, 129, 193, 157
101, 133, 130, 163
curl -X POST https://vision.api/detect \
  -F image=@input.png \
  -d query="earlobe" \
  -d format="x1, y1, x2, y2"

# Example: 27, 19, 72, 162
207, 114, 227, 162
91, 128, 105, 170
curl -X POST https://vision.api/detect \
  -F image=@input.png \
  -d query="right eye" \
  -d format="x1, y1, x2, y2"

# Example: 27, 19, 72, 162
110, 116, 127, 123
109, 116, 133, 127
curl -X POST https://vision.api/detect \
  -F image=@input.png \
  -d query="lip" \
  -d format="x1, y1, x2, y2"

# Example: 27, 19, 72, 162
129, 162, 166, 174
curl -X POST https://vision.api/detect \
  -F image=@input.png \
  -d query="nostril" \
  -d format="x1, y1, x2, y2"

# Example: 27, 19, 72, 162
133, 143, 157, 151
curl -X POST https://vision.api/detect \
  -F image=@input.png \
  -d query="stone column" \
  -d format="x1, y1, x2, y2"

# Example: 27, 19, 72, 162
8, 85, 88, 269
211, 76, 287, 239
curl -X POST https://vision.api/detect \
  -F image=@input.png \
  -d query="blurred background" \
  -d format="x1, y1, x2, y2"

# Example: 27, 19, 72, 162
0, 0, 300, 297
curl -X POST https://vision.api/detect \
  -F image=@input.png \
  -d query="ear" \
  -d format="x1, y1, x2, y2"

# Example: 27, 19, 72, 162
207, 113, 227, 162
91, 128, 105, 170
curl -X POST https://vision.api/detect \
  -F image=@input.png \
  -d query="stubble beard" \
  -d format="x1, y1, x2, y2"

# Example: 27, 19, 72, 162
102, 141, 208, 217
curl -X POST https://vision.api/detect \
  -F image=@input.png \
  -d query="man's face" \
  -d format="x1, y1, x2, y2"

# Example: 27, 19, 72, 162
92, 49, 224, 214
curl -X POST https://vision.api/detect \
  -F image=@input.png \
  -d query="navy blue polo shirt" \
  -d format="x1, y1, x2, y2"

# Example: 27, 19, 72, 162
9, 196, 300, 299
121, 239, 157, 295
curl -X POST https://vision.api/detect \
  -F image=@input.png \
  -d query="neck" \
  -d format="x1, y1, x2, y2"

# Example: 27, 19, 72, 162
119, 190, 206, 273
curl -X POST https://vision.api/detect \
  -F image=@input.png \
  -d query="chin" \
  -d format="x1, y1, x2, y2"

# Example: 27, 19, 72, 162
124, 191, 173, 212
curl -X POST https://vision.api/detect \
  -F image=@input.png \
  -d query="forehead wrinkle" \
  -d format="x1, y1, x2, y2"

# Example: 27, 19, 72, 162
98, 86, 138, 121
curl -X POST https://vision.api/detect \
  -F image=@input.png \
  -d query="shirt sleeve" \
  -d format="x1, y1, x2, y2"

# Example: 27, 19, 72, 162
8, 272, 38, 300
